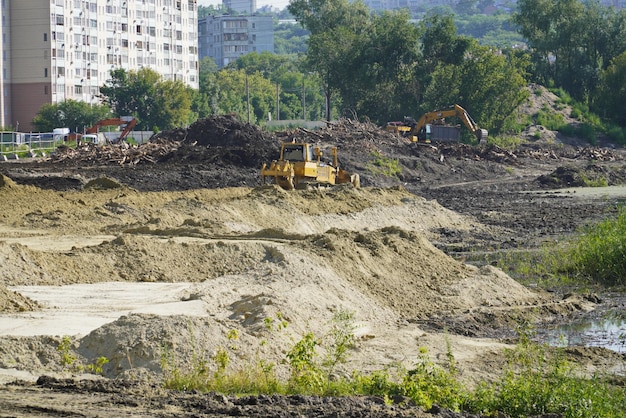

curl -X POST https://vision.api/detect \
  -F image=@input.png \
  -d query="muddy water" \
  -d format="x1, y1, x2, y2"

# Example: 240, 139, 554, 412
538, 317, 626, 353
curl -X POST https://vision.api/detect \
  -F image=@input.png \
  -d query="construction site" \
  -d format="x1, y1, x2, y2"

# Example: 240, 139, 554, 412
0, 86, 625, 416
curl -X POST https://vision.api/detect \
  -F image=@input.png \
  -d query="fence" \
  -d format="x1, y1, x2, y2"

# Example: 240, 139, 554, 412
0, 130, 155, 160
0, 132, 64, 159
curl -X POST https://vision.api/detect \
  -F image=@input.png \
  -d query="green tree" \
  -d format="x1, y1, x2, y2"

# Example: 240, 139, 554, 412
289, 0, 370, 120
597, 51, 626, 126
214, 69, 276, 124
230, 52, 295, 81
350, 10, 422, 124
512, 0, 626, 106
421, 42, 529, 137
274, 22, 309, 55
99, 68, 193, 130
193, 57, 219, 119
32, 100, 111, 133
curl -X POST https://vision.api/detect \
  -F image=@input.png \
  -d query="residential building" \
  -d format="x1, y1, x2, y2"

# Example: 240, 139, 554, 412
223, 0, 256, 14
1, 0, 199, 132
198, 14, 273, 68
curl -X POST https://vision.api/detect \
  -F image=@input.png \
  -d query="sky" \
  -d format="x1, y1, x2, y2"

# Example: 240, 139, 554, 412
197, 0, 291, 11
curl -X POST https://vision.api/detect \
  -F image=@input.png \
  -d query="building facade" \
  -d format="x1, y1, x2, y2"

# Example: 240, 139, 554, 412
223, 0, 256, 14
198, 14, 272, 69
1, 0, 198, 132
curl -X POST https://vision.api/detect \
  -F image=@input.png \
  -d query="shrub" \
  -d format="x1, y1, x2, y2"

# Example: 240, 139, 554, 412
367, 151, 402, 177
566, 206, 626, 286
466, 326, 626, 418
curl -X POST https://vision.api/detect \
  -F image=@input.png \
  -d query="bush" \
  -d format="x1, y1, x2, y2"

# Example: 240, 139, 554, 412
466, 329, 626, 418
566, 207, 626, 286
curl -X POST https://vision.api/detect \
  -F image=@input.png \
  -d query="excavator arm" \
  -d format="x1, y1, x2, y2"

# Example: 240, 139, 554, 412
411, 105, 487, 142
86, 117, 137, 144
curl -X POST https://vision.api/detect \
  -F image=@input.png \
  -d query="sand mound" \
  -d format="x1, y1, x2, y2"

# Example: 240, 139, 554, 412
0, 174, 18, 189
0, 183, 557, 382
0, 284, 39, 313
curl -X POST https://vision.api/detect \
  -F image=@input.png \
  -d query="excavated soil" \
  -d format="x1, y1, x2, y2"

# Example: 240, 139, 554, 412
1, 104, 626, 416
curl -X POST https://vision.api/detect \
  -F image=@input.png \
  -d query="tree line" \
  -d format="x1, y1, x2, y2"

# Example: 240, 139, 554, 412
32, 0, 626, 142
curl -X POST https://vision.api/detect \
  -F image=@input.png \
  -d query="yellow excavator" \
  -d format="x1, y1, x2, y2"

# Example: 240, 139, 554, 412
387, 104, 488, 143
261, 141, 360, 190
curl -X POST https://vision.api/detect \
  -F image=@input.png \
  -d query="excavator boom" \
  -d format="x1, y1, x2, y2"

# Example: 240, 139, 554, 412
86, 117, 137, 144
388, 105, 487, 143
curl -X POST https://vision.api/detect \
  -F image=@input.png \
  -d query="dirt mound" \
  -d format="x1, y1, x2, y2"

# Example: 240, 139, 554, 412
153, 115, 279, 167
0, 284, 39, 313
0, 174, 18, 189
537, 164, 626, 188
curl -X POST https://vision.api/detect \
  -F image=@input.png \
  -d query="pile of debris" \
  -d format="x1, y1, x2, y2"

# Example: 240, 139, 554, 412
281, 119, 406, 149
51, 141, 182, 166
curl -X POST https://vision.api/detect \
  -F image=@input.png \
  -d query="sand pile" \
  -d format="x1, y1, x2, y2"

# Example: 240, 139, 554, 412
0, 178, 557, 383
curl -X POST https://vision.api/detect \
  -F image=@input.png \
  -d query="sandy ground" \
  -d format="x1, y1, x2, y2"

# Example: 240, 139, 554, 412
1, 96, 626, 415
1, 174, 621, 393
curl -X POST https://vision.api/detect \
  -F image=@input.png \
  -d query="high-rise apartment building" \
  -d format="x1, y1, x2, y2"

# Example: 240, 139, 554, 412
198, 14, 272, 68
223, 0, 256, 14
1, 0, 198, 132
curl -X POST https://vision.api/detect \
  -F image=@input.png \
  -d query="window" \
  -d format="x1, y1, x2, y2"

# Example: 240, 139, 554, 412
75, 85, 83, 94
44, 33, 48, 41
44, 85, 49, 95
44, 68, 48, 77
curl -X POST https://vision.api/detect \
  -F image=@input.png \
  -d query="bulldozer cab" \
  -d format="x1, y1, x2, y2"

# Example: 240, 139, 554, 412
281, 143, 315, 162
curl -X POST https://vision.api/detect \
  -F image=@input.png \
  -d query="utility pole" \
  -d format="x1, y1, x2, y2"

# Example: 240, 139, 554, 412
302, 77, 306, 120
276, 82, 280, 120
246, 73, 250, 123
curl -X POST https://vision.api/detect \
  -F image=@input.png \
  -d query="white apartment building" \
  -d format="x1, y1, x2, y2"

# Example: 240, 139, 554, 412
199, 14, 273, 69
1, 0, 198, 131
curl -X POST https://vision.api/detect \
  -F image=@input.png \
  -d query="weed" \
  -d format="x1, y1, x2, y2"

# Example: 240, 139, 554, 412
487, 135, 521, 150
466, 324, 626, 418
321, 309, 356, 382
57, 336, 78, 369
535, 107, 566, 131
566, 206, 626, 286
367, 151, 402, 177
86, 356, 109, 375
286, 332, 324, 393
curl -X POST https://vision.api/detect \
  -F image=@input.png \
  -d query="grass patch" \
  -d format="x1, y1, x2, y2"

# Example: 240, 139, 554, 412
565, 206, 626, 286
466, 325, 626, 418
366, 151, 402, 177
535, 107, 566, 131
487, 134, 522, 150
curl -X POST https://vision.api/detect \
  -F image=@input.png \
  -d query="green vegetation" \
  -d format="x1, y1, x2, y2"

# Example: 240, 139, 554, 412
57, 336, 78, 368
32, 100, 112, 134
471, 205, 626, 289
466, 325, 626, 418
366, 151, 402, 177
567, 206, 626, 286
57, 336, 109, 375
161, 310, 625, 417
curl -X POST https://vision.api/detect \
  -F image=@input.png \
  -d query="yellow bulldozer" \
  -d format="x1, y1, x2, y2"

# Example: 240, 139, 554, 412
261, 141, 360, 190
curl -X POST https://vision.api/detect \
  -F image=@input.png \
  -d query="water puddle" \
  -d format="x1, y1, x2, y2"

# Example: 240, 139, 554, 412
536, 317, 626, 353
